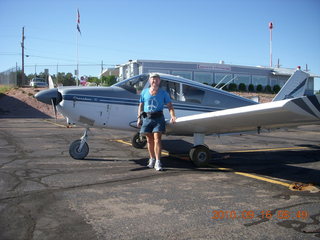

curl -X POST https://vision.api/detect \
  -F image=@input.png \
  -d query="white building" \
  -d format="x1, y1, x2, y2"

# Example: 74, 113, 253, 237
117, 59, 318, 95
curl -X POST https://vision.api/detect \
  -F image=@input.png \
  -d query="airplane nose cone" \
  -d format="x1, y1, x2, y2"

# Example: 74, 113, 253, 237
35, 88, 62, 105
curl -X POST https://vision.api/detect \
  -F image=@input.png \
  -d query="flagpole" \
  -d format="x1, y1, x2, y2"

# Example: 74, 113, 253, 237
76, 25, 79, 86
76, 8, 80, 86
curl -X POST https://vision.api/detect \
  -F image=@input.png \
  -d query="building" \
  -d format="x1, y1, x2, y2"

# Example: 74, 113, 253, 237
117, 59, 318, 95
100, 67, 119, 78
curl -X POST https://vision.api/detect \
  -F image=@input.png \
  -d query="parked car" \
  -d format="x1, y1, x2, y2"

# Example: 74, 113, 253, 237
29, 78, 48, 88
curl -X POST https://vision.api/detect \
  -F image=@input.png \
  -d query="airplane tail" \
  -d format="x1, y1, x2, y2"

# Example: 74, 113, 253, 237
272, 70, 310, 102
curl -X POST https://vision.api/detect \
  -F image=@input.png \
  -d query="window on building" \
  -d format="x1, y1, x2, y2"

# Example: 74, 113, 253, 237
171, 71, 192, 80
278, 76, 288, 87
148, 69, 170, 74
160, 80, 181, 101
181, 84, 205, 104
270, 77, 278, 87
215, 73, 232, 84
307, 78, 313, 90
252, 75, 268, 86
234, 74, 251, 85
194, 72, 213, 85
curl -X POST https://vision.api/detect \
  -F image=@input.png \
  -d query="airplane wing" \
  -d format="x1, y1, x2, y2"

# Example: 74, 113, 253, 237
166, 95, 320, 136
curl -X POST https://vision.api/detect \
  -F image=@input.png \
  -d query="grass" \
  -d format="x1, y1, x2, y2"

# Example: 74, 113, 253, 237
0, 86, 12, 95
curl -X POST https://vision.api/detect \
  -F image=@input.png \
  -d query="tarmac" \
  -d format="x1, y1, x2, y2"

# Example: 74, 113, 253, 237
0, 118, 320, 240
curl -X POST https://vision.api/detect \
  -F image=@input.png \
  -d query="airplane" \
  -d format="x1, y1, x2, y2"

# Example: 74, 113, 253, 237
35, 70, 320, 167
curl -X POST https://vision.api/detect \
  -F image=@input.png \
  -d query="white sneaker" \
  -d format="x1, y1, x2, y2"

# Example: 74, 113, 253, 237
147, 158, 155, 168
154, 160, 163, 171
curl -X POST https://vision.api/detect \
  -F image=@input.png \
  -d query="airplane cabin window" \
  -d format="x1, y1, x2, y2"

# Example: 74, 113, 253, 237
182, 85, 205, 104
160, 80, 181, 101
117, 75, 148, 94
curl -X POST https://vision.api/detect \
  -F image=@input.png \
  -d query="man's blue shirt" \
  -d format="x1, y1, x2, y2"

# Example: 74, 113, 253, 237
139, 88, 171, 113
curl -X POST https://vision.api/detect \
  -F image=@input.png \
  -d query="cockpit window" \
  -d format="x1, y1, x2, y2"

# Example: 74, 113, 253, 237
160, 80, 181, 101
181, 84, 205, 104
115, 75, 148, 94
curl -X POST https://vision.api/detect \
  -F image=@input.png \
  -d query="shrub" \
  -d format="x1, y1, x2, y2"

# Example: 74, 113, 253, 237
228, 83, 237, 91
248, 84, 255, 92
273, 85, 281, 93
264, 85, 272, 93
256, 84, 263, 92
238, 83, 247, 92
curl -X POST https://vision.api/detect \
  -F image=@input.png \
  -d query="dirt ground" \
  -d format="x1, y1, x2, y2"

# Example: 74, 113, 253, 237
0, 87, 62, 118
0, 87, 275, 119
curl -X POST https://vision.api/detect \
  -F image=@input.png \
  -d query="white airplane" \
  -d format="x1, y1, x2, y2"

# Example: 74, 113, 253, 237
35, 70, 320, 166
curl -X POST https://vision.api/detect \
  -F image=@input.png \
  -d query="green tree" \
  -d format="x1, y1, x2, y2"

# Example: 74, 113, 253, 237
273, 85, 281, 93
248, 84, 254, 92
256, 84, 263, 92
238, 83, 247, 92
228, 83, 237, 91
87, 77, 101, 85
56, 72, 76, 86
265, 85, 272, 93
101, 75, 117, 86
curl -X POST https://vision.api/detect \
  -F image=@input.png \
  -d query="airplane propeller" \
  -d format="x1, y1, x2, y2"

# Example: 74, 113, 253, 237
50, 98, 58, 119
35, 88, 62, 119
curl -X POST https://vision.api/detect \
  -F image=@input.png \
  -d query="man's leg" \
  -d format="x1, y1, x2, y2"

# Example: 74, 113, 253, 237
154, 132, 163, 171
146, 133, 155, 167
153, 132, 162, 160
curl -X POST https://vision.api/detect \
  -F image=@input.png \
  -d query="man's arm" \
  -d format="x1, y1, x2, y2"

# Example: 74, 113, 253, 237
167, 102, 176, 124
137, 102, 143, 127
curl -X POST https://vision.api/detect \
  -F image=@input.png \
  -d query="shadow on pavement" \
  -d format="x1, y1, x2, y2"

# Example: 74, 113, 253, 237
0, 95, 51, 118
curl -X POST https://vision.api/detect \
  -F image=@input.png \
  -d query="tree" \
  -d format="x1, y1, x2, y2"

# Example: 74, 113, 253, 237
256, 84, 263, 92
264, 85, 272, 93
248, 84, 254, 92
55, 72, 76, 86
16, 70, 27, 87
87, 77, 101, 85
101, 75, 117, 86
228, 83, 237, 91
273, 85, 281, 93
238, 83, 247, 92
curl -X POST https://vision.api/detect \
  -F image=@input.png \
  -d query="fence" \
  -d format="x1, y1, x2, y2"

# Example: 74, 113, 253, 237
0, 67, 18, 86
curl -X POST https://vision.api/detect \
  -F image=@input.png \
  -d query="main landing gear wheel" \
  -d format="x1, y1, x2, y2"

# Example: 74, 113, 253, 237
131, 132, 147, 149
189, 145, 211, 167
69, 140, 89, 159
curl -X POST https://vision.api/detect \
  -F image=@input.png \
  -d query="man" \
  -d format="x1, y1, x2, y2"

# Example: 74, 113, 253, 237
137, 73, 176, 171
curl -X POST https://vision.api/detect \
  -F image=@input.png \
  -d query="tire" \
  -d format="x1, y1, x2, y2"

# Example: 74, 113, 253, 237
69, 140, 89, 160
189, 145, 211, 167
131, 132, 147, 149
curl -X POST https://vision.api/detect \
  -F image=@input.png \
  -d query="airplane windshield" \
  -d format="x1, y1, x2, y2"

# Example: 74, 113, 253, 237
115, 75, 148, 95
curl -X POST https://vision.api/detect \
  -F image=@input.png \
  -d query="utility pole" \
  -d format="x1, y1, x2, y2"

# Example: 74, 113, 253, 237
21, 26, 25, 86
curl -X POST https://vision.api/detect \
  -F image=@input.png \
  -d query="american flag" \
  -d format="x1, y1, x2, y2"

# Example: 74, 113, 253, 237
77, 9, 81, 35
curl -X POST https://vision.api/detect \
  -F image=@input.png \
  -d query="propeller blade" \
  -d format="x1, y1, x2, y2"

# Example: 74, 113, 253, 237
48, 75, 55, 89
50, 98, 57, 120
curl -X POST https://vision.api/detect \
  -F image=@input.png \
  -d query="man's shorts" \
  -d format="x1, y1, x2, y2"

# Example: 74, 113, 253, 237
140, 115, 166, 134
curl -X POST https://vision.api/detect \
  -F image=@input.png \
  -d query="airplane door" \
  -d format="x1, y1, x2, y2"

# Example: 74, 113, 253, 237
94, 104, 111, 127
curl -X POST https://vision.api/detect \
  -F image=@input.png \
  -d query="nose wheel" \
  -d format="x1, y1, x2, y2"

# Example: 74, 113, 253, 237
131, 132, 147, 149
69, 128, 90, 159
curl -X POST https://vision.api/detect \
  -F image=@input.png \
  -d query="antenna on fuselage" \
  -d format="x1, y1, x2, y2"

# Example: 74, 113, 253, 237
214, 74, 232, 88
219, 76, 238, 90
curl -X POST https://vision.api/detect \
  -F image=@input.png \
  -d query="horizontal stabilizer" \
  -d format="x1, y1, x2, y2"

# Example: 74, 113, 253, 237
167, 95, 320, 136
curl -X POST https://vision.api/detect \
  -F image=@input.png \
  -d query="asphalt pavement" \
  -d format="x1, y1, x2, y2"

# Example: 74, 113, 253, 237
0, 118, 319, 240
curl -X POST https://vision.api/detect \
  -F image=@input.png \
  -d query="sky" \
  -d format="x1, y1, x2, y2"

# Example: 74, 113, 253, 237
0, 0, 319, 89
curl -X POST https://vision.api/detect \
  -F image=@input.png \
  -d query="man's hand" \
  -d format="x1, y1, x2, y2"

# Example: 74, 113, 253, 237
137, 118, 142, 128
170, 116, 176, 124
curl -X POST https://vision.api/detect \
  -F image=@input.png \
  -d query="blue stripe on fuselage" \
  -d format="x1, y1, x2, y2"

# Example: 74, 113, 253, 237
62, 94, 221, 112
